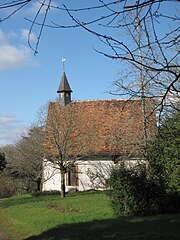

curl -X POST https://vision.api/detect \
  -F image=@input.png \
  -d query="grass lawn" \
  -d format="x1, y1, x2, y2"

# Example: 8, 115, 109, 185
0, 191, 180, 240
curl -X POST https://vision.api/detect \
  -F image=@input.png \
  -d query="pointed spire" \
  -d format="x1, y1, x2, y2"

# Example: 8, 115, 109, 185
57, 71, 73, 106
57, 71, 72, 93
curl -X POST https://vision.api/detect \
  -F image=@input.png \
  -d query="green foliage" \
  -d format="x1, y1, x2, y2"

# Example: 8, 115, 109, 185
148, 109, 180, 192
107, 165, 169, 216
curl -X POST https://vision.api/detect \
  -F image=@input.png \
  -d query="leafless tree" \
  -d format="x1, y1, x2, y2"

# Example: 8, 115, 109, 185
43, 102, 93, 197
14, 125, 45, 192
1, 124, 45, 194
35, 101, 50, 128
16, 125, 45, 191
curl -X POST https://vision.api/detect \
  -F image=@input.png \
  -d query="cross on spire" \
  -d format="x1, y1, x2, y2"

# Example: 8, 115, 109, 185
62, 58, 66, 72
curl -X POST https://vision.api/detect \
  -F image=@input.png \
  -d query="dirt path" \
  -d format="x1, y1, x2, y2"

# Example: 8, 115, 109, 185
0, 231, 11, 240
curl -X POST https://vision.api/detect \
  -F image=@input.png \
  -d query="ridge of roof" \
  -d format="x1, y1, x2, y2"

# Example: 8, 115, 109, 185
73, 98, 141, 103
49, 98, 142, 105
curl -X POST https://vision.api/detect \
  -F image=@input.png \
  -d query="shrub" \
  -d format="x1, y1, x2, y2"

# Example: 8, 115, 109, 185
32, 190, 61, 196
147, 110, 180, 193
107, 165, 170, 216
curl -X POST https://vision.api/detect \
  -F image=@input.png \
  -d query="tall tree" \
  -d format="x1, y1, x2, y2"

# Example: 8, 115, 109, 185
0, 102, 47, 197
2, 125, 45, 193
0, 144, 23, 197
15, 125, 45, 192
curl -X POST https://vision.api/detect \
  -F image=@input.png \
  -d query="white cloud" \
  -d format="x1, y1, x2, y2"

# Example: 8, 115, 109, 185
0, 115, 26, 145
0, 115, 17, 124
0, 44, 34, 70
0, 29, 36, 70
21, 29, 37, 43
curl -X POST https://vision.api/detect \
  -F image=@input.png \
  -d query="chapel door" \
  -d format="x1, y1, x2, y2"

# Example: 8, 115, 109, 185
66, 165, 78, 186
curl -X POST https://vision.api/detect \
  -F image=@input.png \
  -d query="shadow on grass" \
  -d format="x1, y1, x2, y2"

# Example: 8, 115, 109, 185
25, 213, 180, 240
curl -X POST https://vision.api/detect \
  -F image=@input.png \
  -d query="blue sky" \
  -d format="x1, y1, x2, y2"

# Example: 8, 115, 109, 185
0, 1, 178, 145
0, 1, 121, 145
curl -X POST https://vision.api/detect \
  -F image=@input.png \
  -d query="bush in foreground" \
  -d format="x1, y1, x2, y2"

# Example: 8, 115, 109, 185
107, 165, 180, 216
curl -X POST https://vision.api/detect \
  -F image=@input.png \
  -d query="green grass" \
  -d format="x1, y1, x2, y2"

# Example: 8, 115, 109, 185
0, 191, 180, 240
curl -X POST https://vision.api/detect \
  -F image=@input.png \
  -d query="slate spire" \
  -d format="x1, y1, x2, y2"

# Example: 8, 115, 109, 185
57, 71, 73, 106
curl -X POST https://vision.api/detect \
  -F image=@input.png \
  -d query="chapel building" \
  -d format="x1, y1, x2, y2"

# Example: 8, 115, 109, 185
42, 70, 156, 192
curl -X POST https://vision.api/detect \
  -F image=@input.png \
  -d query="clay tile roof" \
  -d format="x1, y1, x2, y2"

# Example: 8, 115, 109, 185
44, 99, 156, 158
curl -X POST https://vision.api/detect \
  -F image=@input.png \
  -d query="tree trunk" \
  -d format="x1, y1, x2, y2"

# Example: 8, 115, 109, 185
61, 172, 66, 198
37, 177, 42, 192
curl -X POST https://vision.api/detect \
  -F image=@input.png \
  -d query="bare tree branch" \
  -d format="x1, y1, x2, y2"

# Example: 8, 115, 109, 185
1, 0, 179, 115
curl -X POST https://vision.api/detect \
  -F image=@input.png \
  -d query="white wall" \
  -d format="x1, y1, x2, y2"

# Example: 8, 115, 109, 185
42, 160, 113, 192
42, 161, 61, 191
42, 158, 142, 192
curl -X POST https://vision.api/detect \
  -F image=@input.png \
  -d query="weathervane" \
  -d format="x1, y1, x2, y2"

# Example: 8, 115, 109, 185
62, 58, 66, 72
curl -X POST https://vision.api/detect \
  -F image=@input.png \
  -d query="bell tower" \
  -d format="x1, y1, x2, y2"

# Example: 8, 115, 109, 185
57, 71, 73, 106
